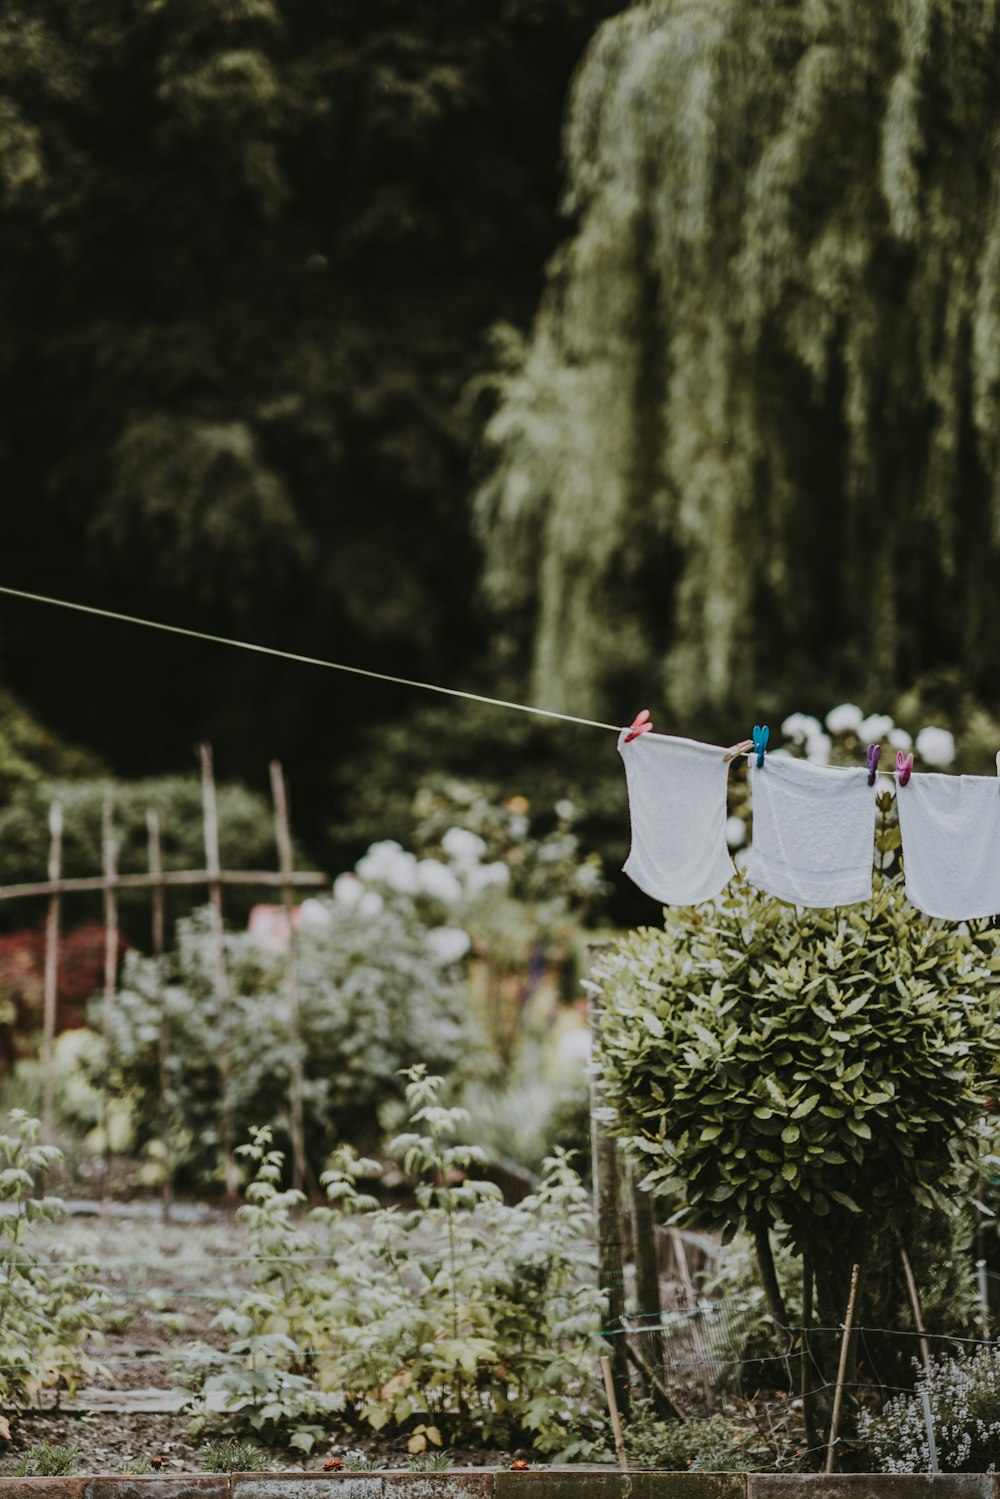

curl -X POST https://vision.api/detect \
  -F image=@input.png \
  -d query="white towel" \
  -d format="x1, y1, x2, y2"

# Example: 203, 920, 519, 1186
747, 757, 876, 908
896, 771, 1000, 921
618, 731, 734, 905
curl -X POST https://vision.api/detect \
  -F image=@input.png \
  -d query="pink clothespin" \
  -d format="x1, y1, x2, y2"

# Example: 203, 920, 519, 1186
896, 750, 913, 787
624, 709, 653, 743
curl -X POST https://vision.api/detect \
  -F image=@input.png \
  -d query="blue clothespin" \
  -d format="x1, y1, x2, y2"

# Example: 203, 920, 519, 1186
753, 724, 769, 768
866, 743, 881, 786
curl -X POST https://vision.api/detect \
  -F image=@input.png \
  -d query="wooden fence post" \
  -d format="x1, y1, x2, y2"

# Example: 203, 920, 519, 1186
586, 941, 629, 1419
147, 809, 173, 1220
101, 794, 118, 1204
41, 802, 62, 1144
200, 744, 237, 1203
270, 760, 307, 1195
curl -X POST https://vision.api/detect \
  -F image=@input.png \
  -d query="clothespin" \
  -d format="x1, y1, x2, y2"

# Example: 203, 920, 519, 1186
866, 743, 881, 786
723, 738, 755, 763
752, 724, 769, 768
896, 750, 913, 787
624, 709, 652, 744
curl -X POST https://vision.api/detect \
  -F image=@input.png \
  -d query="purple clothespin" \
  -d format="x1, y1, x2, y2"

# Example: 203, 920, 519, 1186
896, 750, 913, 787
866, 744, 881, 786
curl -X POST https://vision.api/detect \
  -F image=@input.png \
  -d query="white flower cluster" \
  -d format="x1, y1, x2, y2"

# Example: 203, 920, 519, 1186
861, 1346, 1000, 1473
331, 831, 513, 967
780, 706, 956, 769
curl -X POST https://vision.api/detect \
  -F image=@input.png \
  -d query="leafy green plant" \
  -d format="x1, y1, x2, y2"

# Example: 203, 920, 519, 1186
9, 1441, 80, 1476
200, 1437, 266, 1472
859, 1345, 1000, 1472
596, 875, 999, 1333
622, 1399, 786, 1472
93, 900, 481, 1186
183, 1070, 606, 1458
409, 1451, 454, 1471
342, 1449, 379, 1470
0, 1112, 107, 1417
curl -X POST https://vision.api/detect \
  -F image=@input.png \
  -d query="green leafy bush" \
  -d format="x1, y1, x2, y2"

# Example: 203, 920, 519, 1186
622, 1397, 785, 1471
9, 1442, 81, 1476
0, 1112, 107, 1417
859, 1346, 1000, 1472
596, 875, 999, 1330
97, 901, 482, 1185
182, 1070, 607, 1458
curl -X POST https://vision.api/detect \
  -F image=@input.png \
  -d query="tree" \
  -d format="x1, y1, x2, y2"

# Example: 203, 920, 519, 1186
477, 1, 1000, 723
595, 876, 999, 1338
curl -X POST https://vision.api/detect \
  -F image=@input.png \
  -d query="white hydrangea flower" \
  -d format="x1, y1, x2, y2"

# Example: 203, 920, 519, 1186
356, 840, 420, 893
555, 798, 578, 821
300, 897, 332, 927
825, 703, 864, 734
441, 827, 487, 865
805, 733, 832, 765
725, 816, 747, 850
916, 725, 956, 768
780, 712, 822, 744
858, 713, 894, 741
888, 727, 913, 752
425, 926, 471, 965
358, 890, 385, 919
464, 861, 510, 898
416, 858, 464, 907
332, 873, 363, 907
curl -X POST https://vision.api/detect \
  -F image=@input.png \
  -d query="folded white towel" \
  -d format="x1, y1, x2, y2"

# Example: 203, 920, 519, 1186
747, 756, 877, 908
618, 730, 735, 905
897, 771, 1000, 921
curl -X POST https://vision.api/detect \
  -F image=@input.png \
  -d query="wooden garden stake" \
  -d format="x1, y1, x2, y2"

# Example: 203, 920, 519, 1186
587, 942, 629, 1419
200, 744, 237, 1202
825, 1262, 860, 1473
41, 802, 62, 1143
600, 1354, 629, 1471
896, 1233, 931, 1372
270, 760, 307, 1195
629, 1164, 670, 1412
147, 809, 173, 1220
101, 794, 118, 1205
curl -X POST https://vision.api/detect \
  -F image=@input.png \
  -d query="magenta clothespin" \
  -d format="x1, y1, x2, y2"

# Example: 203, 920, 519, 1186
866, 744, 881, 786
624, 709, 653, 744
896, 750, 913, 787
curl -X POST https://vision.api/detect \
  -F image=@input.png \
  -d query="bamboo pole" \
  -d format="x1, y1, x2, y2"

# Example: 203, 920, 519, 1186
600, 1354, 629, 1471
0, 869, 328, 901
896, 1234, 931, 1372
587, 942, 629, 1419
101, 794, 118, 1205
825, 1262, 860, 1474
200, 745, 237, 1203
269, 760, 306, 1195
147, 810, 173, 1221
41, 802, 63, 1143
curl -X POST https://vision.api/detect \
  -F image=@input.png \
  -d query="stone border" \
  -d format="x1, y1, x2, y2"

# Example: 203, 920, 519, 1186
1, 1473, 999, 1498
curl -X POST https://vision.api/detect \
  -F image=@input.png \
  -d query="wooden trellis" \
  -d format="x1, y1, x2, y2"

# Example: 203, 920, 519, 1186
0, 744, 328, 1203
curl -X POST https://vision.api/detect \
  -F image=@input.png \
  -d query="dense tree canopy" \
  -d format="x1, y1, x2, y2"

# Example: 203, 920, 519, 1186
0, 0, 619, 813
477, 0, 1000, 723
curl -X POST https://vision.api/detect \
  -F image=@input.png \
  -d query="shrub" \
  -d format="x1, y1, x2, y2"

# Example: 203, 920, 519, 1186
0, 1113, 107, 1417
9, 1442, 80, 1476
860, 1346, 1000, 1472
97, 901, 483, 1184
182, 1070, 607, 1458
622, 1397, 784, 1471
596, 875, 999, 1330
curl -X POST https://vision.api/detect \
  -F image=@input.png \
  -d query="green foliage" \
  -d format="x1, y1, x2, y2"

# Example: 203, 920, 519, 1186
0, 1112, 106, 1414
341, 1450, 379, 1471
0, 773, 282, 934
410, 1451, 454, 1471
9, 1442, 80, 1476
596, 876, 999, 1318
477, 1, 1000, 722
182, 1071, 606, 1457
622, 1398, 785, 1472
200, 1437, 266, 1473
101, 902, 480, 1185
0, 687, 102, 803
860, 1346, 1000, 1473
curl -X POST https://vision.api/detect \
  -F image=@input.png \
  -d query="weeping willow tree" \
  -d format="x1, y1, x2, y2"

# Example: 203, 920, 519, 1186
476, 0, 1000, 722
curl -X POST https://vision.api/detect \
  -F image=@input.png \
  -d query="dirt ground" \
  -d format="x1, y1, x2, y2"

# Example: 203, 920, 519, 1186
1, 1201, 515, 1476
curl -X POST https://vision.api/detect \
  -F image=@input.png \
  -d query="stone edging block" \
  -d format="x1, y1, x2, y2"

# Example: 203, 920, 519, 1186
1, 1471, 999, 1497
